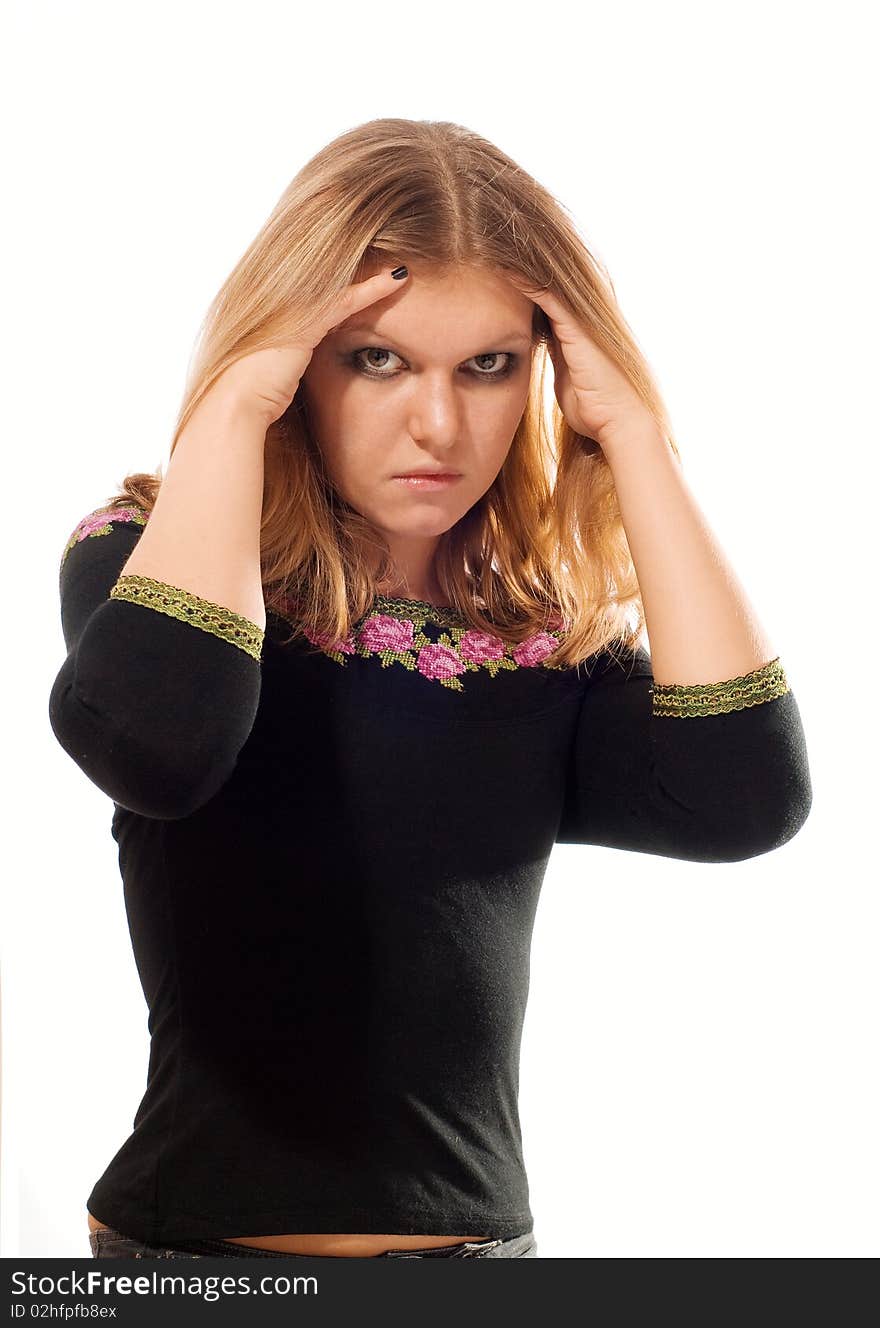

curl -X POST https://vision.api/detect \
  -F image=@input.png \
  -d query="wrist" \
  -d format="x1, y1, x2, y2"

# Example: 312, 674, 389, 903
198, 379, 274, 434
598, 420, 670, 467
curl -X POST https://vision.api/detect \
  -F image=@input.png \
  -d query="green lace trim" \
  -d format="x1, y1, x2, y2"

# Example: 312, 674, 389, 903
368, 593, 466, 628
110, 574, 264, 661
651, 656, 789, 718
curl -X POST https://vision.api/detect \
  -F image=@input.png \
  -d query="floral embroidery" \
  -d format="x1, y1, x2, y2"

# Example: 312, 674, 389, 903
269, 592, 570, 693
651, 656, 789, 718
60, 503, 147, 572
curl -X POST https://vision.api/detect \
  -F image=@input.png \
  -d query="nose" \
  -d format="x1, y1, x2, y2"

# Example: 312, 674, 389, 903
405, 373, 464, 450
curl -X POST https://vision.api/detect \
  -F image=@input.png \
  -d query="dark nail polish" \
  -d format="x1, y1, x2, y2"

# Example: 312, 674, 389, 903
390, 266, 408, 280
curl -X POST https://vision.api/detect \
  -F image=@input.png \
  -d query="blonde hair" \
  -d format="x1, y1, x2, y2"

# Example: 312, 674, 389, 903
107, 117, 681, 670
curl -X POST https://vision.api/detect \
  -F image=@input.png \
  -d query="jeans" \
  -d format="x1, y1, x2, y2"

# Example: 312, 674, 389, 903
89, 1225, 538, 1259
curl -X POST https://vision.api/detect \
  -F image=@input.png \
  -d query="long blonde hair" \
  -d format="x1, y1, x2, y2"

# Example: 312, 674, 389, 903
107, 117, 680, 670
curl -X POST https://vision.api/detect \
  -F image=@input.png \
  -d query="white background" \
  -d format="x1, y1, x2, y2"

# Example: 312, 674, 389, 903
4, 0, 877, 1258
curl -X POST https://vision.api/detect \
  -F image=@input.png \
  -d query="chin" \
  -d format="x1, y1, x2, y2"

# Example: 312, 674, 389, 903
372, 498, 468, 530
382, 516, 461, 539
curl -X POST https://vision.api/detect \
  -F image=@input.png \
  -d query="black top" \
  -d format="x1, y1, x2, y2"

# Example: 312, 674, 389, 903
48, 501, 812, 1244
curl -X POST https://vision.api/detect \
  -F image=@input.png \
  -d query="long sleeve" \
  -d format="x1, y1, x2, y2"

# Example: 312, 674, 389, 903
555, 642, 812, 863
48, 504, 264, 820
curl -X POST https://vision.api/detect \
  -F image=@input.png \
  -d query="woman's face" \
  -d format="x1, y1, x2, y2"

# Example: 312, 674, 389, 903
299, 263, 537, 572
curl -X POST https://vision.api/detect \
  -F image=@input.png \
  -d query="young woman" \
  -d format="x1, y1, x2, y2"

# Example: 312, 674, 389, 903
50, 117, 812, 1261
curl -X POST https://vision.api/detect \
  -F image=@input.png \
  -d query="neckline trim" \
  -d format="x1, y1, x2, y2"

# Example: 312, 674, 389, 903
372, 592, 457, 613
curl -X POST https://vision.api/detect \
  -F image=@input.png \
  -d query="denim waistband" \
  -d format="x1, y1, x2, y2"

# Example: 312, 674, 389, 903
89, 1225, 537, 1259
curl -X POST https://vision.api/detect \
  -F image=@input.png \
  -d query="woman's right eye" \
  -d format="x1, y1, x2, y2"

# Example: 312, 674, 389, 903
350, 347, 402, 376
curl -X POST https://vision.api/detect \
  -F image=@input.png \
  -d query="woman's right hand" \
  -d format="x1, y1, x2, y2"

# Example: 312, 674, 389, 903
215, 266, 409, 426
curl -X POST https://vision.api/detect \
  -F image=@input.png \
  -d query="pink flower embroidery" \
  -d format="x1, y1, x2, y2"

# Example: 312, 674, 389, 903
417, 642, 469, 681
264, 588, 570, 690
74, 506, 143, 540
359, 614, 416, 653
457, 629, 506, 663
303, 626, 357, 654
512, 632, 561, 667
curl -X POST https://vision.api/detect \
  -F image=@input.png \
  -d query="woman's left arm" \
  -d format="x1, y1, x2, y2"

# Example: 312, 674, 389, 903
519, 283, 812, 861
598, 423, 776, 687
551, 427, 812, 863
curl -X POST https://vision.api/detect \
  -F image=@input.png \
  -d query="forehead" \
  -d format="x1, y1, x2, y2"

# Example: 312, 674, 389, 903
338, 267, 536, 346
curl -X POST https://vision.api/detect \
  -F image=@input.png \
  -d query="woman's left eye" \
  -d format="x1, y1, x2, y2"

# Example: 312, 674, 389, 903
350, 348, 516, 380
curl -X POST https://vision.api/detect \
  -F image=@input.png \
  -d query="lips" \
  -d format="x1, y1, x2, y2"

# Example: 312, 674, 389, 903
393, 473, 463, 489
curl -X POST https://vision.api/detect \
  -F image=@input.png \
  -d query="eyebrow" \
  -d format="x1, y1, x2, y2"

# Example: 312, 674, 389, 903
338, 326, 534, 347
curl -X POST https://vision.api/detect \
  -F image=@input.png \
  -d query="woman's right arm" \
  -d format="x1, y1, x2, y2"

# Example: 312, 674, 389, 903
47, 383, 280, 820
48, 266, 411, 821
47, 402, 271, 823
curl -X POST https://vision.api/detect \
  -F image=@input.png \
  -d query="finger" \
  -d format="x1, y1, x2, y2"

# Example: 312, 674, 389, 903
351, 267, 409, 314
532, 289, 573, 325
329, 267, 409, 334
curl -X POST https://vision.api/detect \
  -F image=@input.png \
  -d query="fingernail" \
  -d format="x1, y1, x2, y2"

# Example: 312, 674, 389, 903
390, 266, 408, 280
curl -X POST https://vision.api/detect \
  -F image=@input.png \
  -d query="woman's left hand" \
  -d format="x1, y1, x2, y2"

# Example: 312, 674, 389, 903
515, 283, 657, 450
